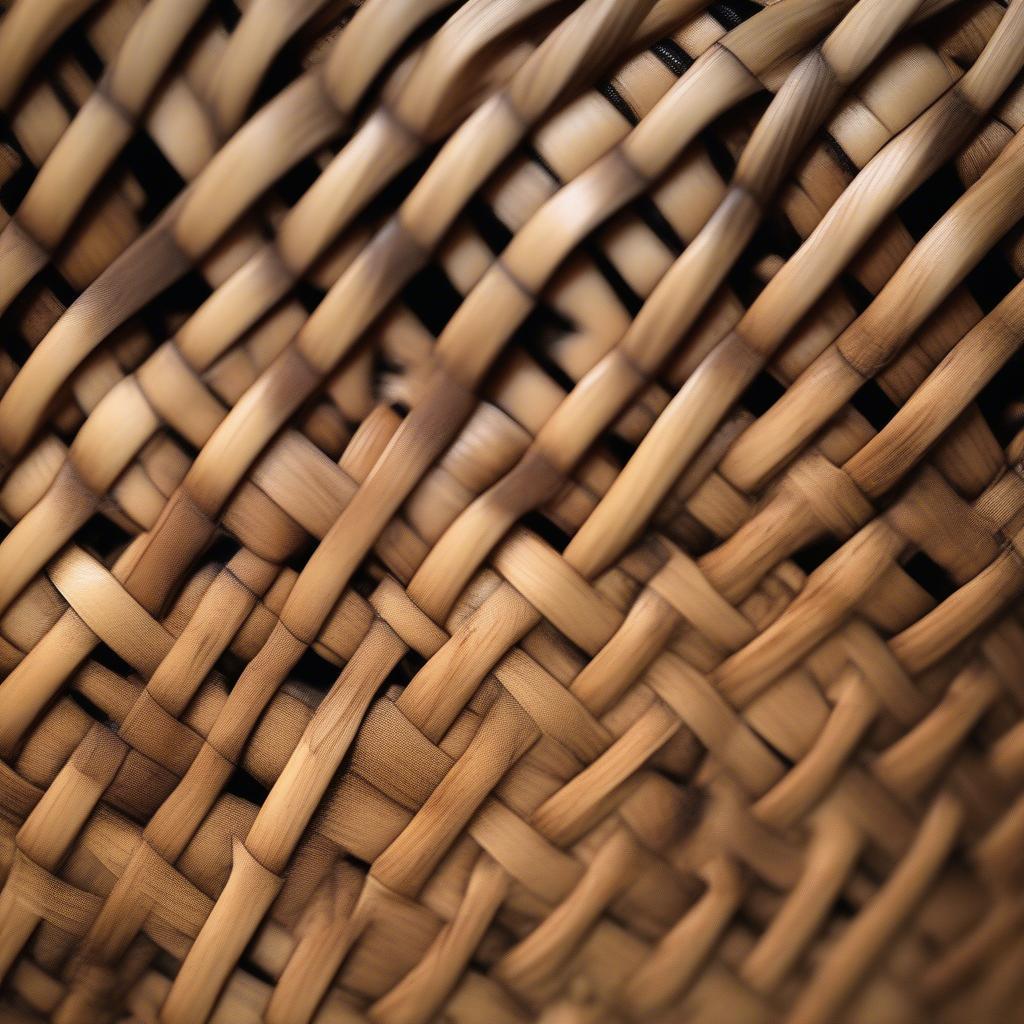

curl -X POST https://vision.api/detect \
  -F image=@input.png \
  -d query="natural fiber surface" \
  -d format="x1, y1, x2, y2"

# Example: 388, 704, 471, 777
1, 0, 1024, 1021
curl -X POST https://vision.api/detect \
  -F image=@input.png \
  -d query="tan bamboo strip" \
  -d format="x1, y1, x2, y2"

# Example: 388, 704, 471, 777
0, 0, 102, 111
3, 0, 1024, 1022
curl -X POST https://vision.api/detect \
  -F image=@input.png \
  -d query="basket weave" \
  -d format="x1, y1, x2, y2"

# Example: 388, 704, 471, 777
2, 0, 1024, 1020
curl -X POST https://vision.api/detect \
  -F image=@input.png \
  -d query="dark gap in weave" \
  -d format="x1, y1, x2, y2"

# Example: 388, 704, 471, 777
68, 687, 118, 732
791, 534, 842, 576
78, 511, 133, 563
831, 893, 860, 920
364, 147, 437, 219
225, 764, 270, 806
237, 958, 277, 989
293, 277, 329, 313
372, 330, 406, 379
651, 39, 694, 78
763, 207, 803, 263
709, 1, 763, 30
946, 49, 972, 74
141, 270, 214, 337
4, 10, 118, 127
0, 317, 34, 369
510, 312, 580, 400
350, 565, 382, 601
750, 726, 795, 768
211, 0, 242, 30
740, 370, 786, 417
290, 644, 342, 694
702, 129, 737, 184
822, 131, 860, 181
275, 11, 370, 141
583, 237, 644, 317
536, 299, 575, 337
334, 841, 374, 882
37, 263, 79, 310
283, 535, 318, 576
0, 127, 36, 211
64, 31, 105, 83
249, 4, 352, 119
27, 52, 80, 123
212, 648, 248, 690
122, 132, 188, 225
403, 262, 462, 336
466, 191, 592, 359
372, 153, 461, 333
375, 652, 424, 702
634, 195, 685, 255
292, 156, 431, 333
902, 551, 957, 604
524, 143, 560, 186
466, 196, 514, 254
350, 660, 412, 724
469, 921, 519, 968
157, 422, 202, 465
649, 747, 704, 801
522, 511, 571, 554
397, 648, 427, 681
850, 379, 900, 432
898, 162, 964, 243
295, 2, 362, 56
92, 642, 137, 681
597, 82, 639, 127
604, 430, 638, 471
842, 274, 875, 315
963, 244, 1020, 315
723, 233, 775, 309
976, 345, 1024, 446
274, 154, 327, 208
204, 533, 241, 571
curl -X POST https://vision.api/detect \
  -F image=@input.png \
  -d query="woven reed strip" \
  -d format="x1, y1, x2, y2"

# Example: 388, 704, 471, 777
2, 2, 1024, 1024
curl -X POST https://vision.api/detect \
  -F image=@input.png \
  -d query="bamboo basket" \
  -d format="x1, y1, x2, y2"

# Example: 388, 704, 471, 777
1, 0, 1024, 1020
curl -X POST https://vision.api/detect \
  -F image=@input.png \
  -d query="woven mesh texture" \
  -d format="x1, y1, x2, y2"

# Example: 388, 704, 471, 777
1, 0, 1024, 1021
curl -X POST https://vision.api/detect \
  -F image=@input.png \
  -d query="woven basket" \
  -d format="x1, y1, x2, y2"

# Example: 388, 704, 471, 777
2, 0, 1024, 1020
